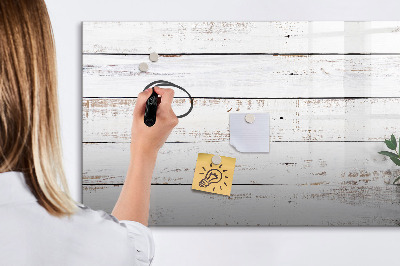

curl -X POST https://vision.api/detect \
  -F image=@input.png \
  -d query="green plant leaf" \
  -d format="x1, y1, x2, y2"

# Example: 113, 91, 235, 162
390, 156, 400, 166
393, 176, 400, 185
391, 134, 397, 149
385, 139, 397, 150
378, 151, 398, 158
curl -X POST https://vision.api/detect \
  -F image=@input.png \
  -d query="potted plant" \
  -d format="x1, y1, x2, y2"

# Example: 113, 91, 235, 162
378, 134, 400, 184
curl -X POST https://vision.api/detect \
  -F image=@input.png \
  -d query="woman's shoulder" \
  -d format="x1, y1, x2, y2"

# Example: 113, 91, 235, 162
72, 204, 155, 265
71, 203, 140, 243
74, 203, 120, 224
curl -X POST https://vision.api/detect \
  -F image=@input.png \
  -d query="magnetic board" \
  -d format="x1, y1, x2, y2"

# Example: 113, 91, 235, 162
82, 22, 400, 226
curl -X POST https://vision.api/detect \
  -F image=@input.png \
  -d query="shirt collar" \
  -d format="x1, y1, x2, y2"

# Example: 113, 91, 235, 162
0, 171, 38, 205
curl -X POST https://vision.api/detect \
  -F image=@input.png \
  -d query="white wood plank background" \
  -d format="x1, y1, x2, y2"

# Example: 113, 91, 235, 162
82, 22, 400, 226
83, 98, 400, 142
83, 142, 400, 185
83, 22, 400, 54
83, 185, 400, 226
83, 54, 400, 98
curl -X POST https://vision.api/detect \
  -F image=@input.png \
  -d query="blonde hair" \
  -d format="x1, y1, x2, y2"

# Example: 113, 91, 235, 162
0, 0, 76, 216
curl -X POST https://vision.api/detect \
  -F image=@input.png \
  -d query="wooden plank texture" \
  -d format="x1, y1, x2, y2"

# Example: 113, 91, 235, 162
82, 21, 400, 226
83, 54, 400, 98
83, 98, 400, 143
83, 22, 400, 54
83, 184, 400, 226
83, 142, 400, 185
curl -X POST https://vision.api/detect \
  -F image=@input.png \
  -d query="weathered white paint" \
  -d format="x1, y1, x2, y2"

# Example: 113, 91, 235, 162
82, 21, 400, 226
83, 54, 400, 98
83, 22, 400, 54
83, 98, 400, 143
83, 142, 400, 185
83, 184, 400, 226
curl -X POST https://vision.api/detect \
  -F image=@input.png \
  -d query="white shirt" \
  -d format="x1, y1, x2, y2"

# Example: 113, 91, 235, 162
0, 171, 155, 266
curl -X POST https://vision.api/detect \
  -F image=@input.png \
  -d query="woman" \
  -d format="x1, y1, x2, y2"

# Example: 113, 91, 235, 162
0, 0, 178, 265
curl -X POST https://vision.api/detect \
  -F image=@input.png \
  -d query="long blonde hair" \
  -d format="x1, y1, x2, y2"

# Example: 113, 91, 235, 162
0, 0, 76, 216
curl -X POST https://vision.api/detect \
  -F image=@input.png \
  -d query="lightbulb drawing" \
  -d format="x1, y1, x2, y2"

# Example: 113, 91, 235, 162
199, 169, 223, 188
198, 163, 229, 192
192, 153, 236, 196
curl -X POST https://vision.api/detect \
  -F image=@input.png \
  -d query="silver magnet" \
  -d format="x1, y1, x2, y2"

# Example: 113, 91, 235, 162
245, 114, 255, 124
139, 62, 149, 72
212, 155, 222, 165
149, 52, 159, 62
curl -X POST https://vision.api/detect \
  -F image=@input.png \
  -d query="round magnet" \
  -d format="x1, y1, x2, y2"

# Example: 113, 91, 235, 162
212, 155, 222, 165
149, 52, 159, 62
139, 62, 148, 72
245, 114, 255, 124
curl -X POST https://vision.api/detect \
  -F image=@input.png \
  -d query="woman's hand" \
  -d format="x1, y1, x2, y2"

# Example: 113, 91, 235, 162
130, 86, 179, 155
112, 87, 178, 225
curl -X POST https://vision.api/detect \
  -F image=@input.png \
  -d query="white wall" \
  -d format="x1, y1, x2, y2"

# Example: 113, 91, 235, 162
45, 0, 400, 265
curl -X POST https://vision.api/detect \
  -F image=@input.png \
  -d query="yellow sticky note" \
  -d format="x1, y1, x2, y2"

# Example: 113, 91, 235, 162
192, 153, 236, 196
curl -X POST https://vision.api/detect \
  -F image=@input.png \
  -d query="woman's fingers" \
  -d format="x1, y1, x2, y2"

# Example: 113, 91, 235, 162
154, 87, 174, 106
153, 87, 178, 126
134, 87, 176, 125
133, 88, 153, 117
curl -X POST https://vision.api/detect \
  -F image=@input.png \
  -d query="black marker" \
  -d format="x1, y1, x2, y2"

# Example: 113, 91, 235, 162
142, 80, 193, 120
144, 87, 159, 127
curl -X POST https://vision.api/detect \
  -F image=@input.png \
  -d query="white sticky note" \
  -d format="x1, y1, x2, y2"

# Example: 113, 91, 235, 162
229, 113, 270, 153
